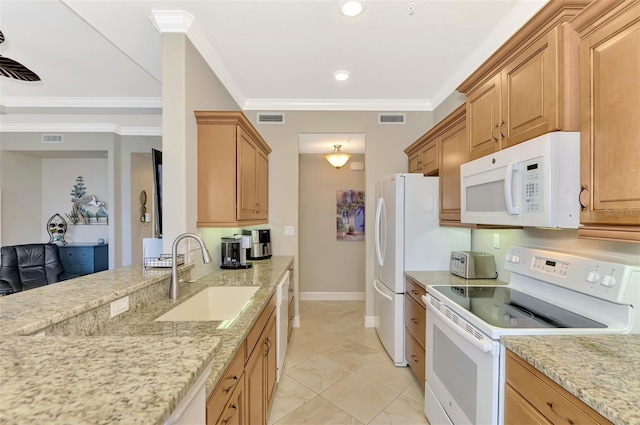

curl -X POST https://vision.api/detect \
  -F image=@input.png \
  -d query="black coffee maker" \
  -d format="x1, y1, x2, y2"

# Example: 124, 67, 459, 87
220, 236, 252, 269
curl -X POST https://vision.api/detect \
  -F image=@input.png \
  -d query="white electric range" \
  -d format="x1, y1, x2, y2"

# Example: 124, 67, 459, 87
422, 245, 640, 425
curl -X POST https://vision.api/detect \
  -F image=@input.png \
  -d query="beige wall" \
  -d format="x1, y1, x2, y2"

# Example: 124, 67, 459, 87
130, 153, 154, 266
248, 110, 433, 321
0, 151, 42, 244
299, 154, 365, 298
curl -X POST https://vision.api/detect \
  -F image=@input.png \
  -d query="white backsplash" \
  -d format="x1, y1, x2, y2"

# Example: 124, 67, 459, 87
471, 228, 640, 282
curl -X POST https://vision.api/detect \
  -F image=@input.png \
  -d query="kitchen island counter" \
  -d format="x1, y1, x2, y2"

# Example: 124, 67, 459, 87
0, 256, 294, 424
502, 334, 640, 425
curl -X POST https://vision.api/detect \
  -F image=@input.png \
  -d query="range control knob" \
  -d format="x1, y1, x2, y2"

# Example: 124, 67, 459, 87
601, 275, 617, 287
586, 271, 600, 283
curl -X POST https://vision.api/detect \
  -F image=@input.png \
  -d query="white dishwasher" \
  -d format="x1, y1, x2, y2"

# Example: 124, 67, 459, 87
275, 270, 290, 383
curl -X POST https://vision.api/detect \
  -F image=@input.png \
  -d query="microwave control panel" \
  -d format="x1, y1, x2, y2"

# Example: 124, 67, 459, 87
521, 157, 543, 214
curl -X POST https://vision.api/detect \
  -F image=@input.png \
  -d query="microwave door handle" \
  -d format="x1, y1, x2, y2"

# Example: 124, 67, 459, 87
504, 163, 521, 215
375, 197, 385, 266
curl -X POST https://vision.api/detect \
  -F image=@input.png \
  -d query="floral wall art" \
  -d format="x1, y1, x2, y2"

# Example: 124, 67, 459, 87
336, 189, 365, 241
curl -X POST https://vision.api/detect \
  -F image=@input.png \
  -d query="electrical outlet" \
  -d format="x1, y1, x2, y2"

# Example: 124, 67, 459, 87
188, 253, 194, 263
284, 226, 295, 236
493, 233, 501, 249
110, 296, 130, 318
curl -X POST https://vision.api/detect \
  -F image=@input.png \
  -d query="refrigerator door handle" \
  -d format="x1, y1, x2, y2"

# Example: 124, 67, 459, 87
375, 197, 386, 266
373, 279, 393, 302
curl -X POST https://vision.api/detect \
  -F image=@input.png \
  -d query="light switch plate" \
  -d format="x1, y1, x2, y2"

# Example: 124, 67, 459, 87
284, 226, 295, 236
493, 233, 501, 249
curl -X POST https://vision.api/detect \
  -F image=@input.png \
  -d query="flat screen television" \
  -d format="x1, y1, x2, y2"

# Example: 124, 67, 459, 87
151, 148, 163, 238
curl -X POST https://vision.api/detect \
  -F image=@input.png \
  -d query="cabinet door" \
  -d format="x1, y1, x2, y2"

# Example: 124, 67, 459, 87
467, 73, 501, 160
237, 127, 259, 221
501, 27, 559, 148
439, 120, 468, 222
578, 2, 640, 227
245, 338, 265, 425
256, 149, 269, 220
504, 384, 552, 425
264, 312, 277, 409
407, 150, 421, 173
420, 140, 438, 176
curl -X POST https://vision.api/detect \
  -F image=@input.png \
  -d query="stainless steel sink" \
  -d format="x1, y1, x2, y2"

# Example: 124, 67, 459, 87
154, 286, 259, 322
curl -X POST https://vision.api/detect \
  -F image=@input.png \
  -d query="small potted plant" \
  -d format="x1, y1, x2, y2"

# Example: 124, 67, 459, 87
347, 225, 355, 235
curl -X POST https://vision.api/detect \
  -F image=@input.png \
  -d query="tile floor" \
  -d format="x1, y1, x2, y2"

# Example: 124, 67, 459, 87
268, 301, 430, 425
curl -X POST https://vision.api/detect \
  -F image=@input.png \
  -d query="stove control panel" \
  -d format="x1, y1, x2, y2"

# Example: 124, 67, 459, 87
505, 246, 639, 305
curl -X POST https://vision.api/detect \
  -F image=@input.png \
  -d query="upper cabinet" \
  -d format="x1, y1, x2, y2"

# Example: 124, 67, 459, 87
405, 135, 438, 175
195, 111, 272, 227
571, 0, 640, 242
438, 106, 468, 224
458, 1, 586, 161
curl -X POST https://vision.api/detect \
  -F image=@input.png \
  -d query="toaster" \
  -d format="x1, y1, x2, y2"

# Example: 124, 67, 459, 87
449, 251, 497, 279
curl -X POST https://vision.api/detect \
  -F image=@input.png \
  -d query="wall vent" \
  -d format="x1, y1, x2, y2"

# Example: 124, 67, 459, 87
41, 134, 64, 144
257, 113, 285, 124
378, 113, 406, 125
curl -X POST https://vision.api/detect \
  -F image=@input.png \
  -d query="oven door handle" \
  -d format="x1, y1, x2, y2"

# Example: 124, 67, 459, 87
373, 279, 393, 302
425, 296, 496, 355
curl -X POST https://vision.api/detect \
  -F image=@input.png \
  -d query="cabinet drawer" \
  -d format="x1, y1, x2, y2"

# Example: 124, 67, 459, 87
505, 384, 552, 425
506, 351, 612, 425
207, 341, 246, 425
404, 328, 425, 388
59, 247, 94, 260
404, 294, 426, 349
214, 373, 245, 425
405, 277, 426, 308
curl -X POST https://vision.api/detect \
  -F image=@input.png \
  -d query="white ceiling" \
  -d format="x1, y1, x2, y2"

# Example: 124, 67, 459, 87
0, 0, 547, 133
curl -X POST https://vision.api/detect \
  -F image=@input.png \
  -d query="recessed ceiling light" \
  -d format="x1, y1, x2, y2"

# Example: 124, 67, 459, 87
339, 1, 366, 17
333, 70, 350, 81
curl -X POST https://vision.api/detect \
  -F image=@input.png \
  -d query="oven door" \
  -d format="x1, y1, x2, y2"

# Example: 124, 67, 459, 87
424, 294, 500, 425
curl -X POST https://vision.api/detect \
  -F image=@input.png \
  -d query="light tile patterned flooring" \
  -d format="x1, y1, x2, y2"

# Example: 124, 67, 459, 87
268, 301, 430, 425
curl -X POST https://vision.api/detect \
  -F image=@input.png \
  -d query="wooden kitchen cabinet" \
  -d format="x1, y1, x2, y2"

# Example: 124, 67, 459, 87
404, 277, 426, 387
458, 1, 584, 161
505, 350, 613, 425
437, 105, 467, 224
195, 111, 272, 227
405, 136, 438, 175
571, 0, 640, 242
206, 341, 246, 425
215, 374, 245, 425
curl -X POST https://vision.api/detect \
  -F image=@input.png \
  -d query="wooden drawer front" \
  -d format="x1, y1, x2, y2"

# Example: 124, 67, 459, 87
207, 341, 246, 425
215, 373, 245, 425
506, 351, 612, 425
404, 294, 426, 348
246, 293, 276, 362
405, 278, 426, 308
404, 328, 425, 388
505, 384, 552, 425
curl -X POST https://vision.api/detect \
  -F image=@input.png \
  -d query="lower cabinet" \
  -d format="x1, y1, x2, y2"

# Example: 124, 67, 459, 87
206, 292, 277, 425
505, 350, 613, 425
404, 277, 427, 387
58, 243, 108, 276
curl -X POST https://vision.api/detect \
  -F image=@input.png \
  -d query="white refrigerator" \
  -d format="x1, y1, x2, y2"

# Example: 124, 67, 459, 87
373, 173, 470, 365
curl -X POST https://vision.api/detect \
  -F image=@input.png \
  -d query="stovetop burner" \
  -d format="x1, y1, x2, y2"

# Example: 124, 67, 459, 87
430, 285, 607, 330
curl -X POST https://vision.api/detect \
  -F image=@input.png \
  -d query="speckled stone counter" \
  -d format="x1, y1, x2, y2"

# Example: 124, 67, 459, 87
502, 334, 640, 425
0, 256, 293, 424
404, 270, 507, 289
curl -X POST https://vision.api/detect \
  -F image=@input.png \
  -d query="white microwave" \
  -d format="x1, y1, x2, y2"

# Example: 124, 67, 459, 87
460, 132, 580, 228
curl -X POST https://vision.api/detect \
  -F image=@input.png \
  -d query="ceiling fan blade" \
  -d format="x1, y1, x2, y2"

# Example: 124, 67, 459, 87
0, 56, 40, 81
0, 30, 4, 44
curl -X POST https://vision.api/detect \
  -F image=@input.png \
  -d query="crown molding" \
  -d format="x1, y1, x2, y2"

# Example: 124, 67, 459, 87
0, 123, 162, 136
242, 98, 433, 111
148, 10, 195, 33
1, 96, 162, 109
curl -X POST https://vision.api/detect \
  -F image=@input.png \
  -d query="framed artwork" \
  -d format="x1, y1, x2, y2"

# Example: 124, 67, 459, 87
336, 190, 365, 241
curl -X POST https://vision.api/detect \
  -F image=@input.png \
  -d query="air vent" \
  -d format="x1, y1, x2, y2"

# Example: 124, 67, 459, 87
41, 134, 63, 144
257, 113, 285, 124
378, 113, 406, 125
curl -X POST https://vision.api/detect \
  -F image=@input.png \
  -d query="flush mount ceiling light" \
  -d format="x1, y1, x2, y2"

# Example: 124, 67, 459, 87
326, 144, 351, 169
339, 1, 366, 17
333, 70, 350, 81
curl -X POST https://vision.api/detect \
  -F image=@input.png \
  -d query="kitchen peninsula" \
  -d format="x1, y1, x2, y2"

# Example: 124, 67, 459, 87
0, 256, 293, 424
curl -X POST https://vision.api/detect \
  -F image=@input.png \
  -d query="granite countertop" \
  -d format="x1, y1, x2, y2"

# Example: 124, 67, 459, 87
502, 334, 640, 425
0, 256, 293, 425
405, 270, 508, 289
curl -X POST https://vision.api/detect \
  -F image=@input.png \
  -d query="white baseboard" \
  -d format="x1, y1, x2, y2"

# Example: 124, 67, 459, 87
299, 292, 365, 301
364, 316, 376, 328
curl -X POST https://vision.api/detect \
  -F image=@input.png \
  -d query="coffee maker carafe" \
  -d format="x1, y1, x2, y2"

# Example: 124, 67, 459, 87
221, 236, 252, 269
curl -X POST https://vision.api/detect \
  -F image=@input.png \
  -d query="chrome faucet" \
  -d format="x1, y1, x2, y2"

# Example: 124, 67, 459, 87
170, 232, 213, 300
